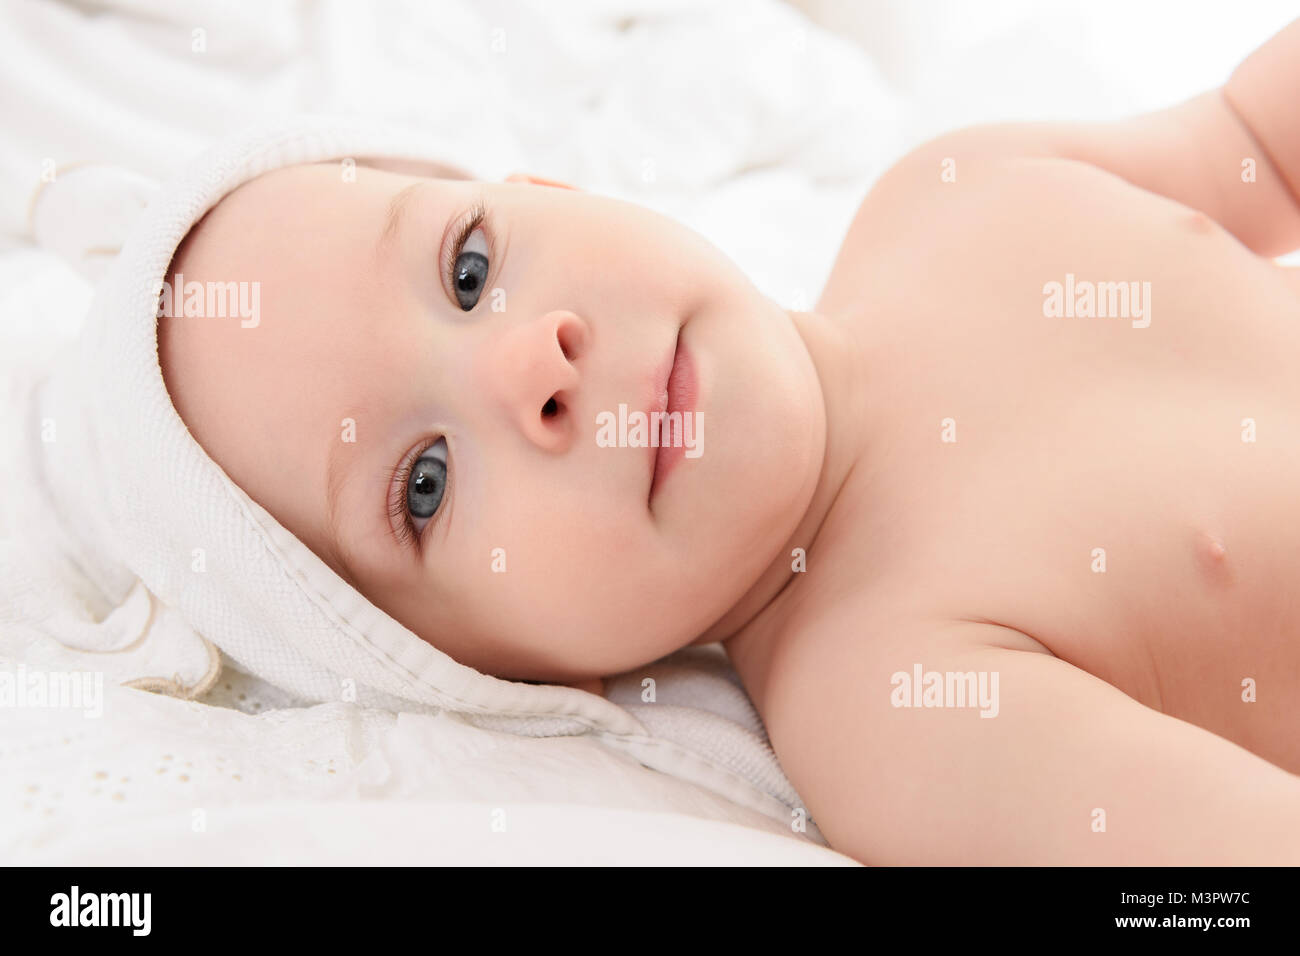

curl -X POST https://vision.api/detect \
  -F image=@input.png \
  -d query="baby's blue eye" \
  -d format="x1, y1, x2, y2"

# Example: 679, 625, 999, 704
453, 228, 489, 311
407, 438, 448, 523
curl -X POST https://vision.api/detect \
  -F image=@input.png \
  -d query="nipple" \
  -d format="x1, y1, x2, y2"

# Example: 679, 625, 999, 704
1194, 531, 1230, 581
1183, 210, 1215, 235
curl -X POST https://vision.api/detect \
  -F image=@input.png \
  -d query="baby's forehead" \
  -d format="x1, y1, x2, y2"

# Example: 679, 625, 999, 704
173, 162, 477, 278
179, 164, 360, 257
163, 167, 393, 386
157, 163, 419, 568
158, 159, 496, 449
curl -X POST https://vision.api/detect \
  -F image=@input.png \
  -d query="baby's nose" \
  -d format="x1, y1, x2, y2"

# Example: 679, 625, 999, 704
479, 309, 588, 451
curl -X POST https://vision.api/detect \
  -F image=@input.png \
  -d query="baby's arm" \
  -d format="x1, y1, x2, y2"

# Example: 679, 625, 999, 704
871, 19, 1300, 257
1224, 17, 1300, 250
765, 622, 1300, 865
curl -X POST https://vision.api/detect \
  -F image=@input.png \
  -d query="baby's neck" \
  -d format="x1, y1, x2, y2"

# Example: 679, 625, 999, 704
700, 308, 866, 645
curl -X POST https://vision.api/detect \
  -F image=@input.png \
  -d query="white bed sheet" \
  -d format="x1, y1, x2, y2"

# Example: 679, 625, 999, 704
2, 670, 855, 864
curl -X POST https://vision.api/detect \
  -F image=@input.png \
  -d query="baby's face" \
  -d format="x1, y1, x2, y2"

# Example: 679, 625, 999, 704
160, 162, 824, 682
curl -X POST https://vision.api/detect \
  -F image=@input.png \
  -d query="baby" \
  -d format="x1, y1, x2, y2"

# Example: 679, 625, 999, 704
159, 21, 1300, 864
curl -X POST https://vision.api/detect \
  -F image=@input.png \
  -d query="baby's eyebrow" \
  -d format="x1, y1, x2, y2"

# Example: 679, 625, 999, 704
322, 430, 364, 587
325, 432, 351, 541
379, 181, 425, 250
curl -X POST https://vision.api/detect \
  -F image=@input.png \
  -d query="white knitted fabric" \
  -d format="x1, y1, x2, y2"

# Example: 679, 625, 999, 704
0, 117, 817, 837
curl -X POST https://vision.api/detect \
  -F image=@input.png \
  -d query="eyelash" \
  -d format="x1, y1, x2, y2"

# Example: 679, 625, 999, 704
441, 198, 488, 306
386, 441, 444, 548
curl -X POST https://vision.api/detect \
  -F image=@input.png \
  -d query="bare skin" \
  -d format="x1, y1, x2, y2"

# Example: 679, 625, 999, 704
725, 20, 1300, 864
161, 22, 1300, 864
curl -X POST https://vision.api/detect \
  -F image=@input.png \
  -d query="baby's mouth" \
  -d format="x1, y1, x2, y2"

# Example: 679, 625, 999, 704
647, 335, 675, 502
648, 326, 696, 506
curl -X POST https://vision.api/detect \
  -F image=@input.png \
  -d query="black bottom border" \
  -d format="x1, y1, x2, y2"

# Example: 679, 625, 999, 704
0, 865, 1285, 940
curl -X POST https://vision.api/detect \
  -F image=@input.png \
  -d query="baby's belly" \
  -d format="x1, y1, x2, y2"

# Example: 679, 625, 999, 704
852, 175, 1300, 772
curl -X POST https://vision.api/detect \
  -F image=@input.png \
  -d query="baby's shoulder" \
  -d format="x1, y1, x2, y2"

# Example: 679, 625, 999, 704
817, 141, 1140, 319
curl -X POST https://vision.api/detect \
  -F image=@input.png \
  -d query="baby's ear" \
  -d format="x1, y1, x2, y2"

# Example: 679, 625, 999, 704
504, 172, 580, 191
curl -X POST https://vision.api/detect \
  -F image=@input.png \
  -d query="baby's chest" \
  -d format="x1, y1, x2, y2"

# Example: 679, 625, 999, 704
826, 335, 1300, 771
804, 162, 1300, 764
